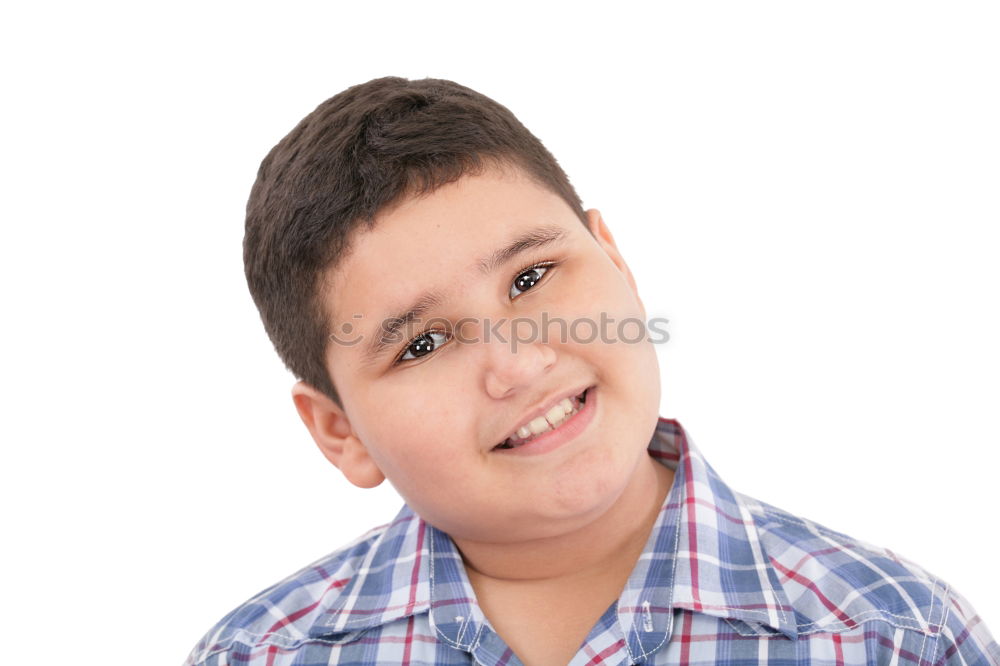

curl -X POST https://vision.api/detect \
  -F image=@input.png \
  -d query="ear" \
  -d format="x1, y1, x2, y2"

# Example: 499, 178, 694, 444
586, 209, 646, 317
291, 381, 386, 489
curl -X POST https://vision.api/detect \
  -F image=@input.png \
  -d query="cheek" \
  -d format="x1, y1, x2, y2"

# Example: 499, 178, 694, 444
362, 391, 473, 484
565, 262, 644, 321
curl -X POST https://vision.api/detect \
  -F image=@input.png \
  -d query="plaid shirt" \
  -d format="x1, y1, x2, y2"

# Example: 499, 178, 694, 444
185, 418, 999, 665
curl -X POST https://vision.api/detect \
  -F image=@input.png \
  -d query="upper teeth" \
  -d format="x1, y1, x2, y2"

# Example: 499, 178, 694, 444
514, 397, 578, 439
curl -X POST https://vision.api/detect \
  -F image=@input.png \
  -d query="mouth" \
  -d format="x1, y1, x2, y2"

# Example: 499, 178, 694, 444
493, 386, 593, 451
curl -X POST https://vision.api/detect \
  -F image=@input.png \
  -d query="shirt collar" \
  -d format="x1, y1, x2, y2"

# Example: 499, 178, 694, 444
309, 418, 798, 645
307, 508, 432, 638
617, 419, 798, 659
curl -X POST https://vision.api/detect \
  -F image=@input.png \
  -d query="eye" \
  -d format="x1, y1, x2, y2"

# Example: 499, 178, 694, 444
396, 330, 449, 364
393, 261, 557, 367
509, 263, 553, 299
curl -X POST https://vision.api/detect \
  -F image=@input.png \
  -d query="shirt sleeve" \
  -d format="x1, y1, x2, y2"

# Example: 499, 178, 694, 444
934, 584, 1000, 665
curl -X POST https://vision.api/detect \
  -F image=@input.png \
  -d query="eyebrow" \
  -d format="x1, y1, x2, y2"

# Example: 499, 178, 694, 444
361, 225, 568, 364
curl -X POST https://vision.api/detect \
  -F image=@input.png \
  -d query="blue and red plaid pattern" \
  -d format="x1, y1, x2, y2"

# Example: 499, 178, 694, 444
185, 419, 999, 665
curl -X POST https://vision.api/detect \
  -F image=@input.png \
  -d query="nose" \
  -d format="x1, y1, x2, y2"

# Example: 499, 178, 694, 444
482, 321, 557, 399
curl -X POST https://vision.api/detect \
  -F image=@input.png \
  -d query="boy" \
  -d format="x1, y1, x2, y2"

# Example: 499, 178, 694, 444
185, 77, 998, 665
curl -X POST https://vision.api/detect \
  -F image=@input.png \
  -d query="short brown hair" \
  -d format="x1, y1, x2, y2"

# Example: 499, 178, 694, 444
244, 76, 588, 405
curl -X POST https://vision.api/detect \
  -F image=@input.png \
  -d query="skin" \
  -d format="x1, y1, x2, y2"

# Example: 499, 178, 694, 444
293, 167, 675, 662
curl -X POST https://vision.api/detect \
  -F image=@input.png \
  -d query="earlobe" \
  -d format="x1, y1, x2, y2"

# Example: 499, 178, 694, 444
291, 382, 386, 489
585, 209, 645, 315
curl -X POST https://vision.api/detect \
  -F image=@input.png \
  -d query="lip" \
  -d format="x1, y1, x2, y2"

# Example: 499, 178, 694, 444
492, 385, 597, 457
499, 383, 593, 443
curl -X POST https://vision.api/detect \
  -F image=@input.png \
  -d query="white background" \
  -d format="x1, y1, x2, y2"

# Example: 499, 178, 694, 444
2, 2, 997, 663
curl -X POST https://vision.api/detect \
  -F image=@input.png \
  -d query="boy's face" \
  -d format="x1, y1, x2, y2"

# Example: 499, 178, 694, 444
312, 168, 662, 544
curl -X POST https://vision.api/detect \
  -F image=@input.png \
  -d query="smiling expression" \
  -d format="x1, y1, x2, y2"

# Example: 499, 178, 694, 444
321, 167, 662, 543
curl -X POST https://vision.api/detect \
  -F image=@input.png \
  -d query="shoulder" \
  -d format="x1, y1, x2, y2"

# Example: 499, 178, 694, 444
738, 491, 999, 662
183, 515, 406, 666
740, 489, 949, 633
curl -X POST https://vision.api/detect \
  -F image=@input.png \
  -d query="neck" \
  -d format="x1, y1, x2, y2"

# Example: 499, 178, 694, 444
453, 453, 675, 585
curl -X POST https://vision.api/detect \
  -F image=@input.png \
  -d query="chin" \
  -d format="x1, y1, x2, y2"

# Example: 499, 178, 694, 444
541, 454, 636, 521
